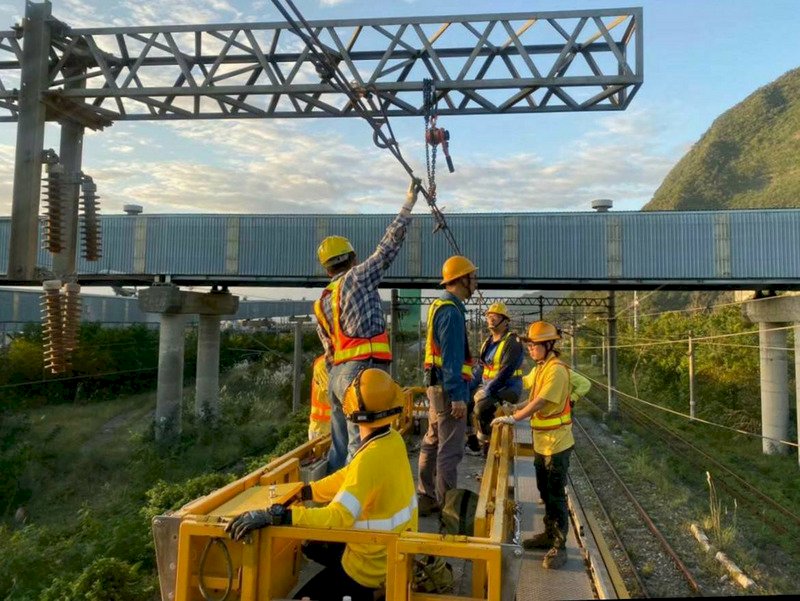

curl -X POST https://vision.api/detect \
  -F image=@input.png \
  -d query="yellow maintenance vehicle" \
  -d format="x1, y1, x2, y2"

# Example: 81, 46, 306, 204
152, 388, 529, 601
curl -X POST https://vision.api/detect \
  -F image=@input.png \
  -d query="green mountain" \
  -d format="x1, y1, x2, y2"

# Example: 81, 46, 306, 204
644, 67, 800, 210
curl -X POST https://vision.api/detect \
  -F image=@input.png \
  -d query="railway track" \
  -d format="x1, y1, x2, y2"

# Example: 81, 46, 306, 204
571, 416, 703, 597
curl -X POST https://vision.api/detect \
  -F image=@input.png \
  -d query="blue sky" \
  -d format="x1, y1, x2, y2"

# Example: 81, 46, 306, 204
0, 0, 798, 220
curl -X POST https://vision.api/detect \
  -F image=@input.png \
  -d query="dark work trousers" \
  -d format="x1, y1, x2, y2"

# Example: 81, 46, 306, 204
474, 388, 520, 439
418, 385, 466, 504
534, 445, 573, 546
294, 542, 381, 601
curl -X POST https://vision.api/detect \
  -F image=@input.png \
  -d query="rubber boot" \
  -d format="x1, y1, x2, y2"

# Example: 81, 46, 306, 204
542, 530, 568, 569
522, 519, 555, 550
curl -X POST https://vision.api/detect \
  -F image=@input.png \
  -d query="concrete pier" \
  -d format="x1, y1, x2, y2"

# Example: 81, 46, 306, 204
140, 285, 238, 442
744, 295, 800, 461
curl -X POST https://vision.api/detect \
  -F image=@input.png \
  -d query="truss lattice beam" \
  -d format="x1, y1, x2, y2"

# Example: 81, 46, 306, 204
0, 8, 642, 121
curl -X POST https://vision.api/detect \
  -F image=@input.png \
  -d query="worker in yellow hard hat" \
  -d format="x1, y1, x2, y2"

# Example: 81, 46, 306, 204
307, 354, 331, 441
491, 320, 573, 569
314, 178, 421, 474
417, 255, 478, 516
469, 302, 524, 456
226, 369, 417, 601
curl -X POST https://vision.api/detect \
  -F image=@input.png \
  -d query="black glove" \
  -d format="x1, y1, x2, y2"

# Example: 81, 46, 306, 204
301, 484, 313, 502
225, 504, 290, 541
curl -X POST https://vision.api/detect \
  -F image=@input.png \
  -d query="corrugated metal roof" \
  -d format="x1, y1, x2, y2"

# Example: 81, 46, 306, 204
2, 209, 800, 289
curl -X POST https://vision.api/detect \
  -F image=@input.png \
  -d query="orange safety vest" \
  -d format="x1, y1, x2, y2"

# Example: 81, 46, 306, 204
423, 299, 473, 381
313, 278, 392, 365
530, 356, 572, 431
309, 356, 331, 424
480, 332, 524, 381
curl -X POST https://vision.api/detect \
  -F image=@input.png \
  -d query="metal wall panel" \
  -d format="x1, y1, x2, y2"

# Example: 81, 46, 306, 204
4, 210, 800, 287
730, 211, 800, 279
145, 215, 227, 274
621, 212, 714, 279
518, 213, 607, 279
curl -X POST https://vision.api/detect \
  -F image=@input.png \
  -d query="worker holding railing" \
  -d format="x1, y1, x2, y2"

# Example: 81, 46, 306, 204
492, 321, 573, 570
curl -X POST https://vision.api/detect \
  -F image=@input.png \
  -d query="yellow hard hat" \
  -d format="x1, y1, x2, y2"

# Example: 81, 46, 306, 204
342, 368, 404, 428
524, 321, 561, 343
485, 302, 510, 320
440, 255, 478, 285
317, 236, 354, 268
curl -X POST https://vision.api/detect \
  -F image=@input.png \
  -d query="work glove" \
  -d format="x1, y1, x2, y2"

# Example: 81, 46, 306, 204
225, 504, 290, 542
473, 388, 488, 403
401, 177, 423, 215
491, 415, 516, 427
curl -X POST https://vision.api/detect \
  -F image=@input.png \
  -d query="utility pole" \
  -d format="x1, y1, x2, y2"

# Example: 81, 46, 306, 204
607, 291, 618, 415
390, 289, 399, 380
688, 332, 696, 418
289, 315, 310, 412
570, 305, 578, 369
633, 290, 639, 336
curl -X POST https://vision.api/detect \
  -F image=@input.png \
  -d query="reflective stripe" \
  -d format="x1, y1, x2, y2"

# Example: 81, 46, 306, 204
531, 357, 572, 431
424, 299, 472, 381
481, 332, 522, 380
353, 494, 417, 531
316, 279, 392, 365
333, 490, 362, 520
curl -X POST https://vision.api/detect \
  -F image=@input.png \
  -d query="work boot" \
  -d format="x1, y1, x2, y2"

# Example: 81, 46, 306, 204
465, 434, 482, 456
542, 546, 567, 569
418, 494, 440, 517
522, 530, 554, 550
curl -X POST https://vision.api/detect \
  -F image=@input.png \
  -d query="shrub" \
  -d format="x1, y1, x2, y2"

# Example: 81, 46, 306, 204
39, 557, 156, 601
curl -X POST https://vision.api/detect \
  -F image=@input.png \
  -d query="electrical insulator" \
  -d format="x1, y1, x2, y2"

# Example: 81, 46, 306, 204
61, 282, 81, 370
80, 175, 102, 261
42, 162, 65, 254
41, 280, 66, 374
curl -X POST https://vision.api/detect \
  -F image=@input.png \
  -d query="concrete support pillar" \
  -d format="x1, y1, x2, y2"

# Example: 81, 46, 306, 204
758, 323, 789, 455
155, 314, 186, 444
196, 314, 221, 423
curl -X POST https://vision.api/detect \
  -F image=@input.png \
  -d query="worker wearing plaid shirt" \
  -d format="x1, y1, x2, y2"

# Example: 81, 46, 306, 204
314, 178, 421, 473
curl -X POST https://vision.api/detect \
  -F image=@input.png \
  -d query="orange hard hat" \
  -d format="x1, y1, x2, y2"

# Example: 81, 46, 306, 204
440, 255, 478, 285
524, 321, 561, 343
485, 302, 511, 320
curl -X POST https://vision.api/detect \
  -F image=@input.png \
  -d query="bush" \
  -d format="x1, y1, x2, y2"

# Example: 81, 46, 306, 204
39, 557, 156, 601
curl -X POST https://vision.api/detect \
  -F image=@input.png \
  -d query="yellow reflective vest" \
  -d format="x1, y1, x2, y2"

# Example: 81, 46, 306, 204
423, 299, 473, 380
530, 356, 572, 431
308, 355, 331, 439
291, 428, 418, 588
480, 332, 524, 380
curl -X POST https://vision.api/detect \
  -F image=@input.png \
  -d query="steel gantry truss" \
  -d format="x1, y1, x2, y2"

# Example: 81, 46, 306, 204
0, 7, 642, 123
2, 2, 642, 282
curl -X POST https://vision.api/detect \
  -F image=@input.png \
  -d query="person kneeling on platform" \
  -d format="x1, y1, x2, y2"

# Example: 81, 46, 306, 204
226, 369, 418, 601
491, 321, 573, 570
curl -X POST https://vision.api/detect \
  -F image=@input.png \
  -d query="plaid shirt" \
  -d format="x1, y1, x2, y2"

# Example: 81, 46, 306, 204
316, 211, 411, 360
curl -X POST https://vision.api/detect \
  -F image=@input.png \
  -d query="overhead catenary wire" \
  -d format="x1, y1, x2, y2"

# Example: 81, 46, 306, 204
269, 0, 462, 255
575, 368, 800, 449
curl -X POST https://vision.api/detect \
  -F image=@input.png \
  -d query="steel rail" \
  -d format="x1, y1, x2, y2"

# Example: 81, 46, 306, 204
570, 449, 645, 598
616, 396, 800, 535
572, 416, 703, 595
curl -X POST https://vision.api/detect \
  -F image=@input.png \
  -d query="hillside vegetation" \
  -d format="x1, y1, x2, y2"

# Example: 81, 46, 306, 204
645, 67, 800, 210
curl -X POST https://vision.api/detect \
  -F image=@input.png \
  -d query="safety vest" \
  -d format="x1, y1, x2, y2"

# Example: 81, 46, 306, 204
530, 356, 572, 431
480, 332, 524, 380
313, 278, 392, 365
423, 299, 473, 381
309, 356, 331, 425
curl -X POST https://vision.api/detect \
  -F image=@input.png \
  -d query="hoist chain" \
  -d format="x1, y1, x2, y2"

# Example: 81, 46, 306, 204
271, 0, 462, 256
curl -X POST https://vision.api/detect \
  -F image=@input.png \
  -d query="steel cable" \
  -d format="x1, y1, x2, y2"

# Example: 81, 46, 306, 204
270, 0, 462, 255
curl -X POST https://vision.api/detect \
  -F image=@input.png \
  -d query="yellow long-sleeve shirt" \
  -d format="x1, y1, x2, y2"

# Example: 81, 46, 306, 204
291, 428, 418, 588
